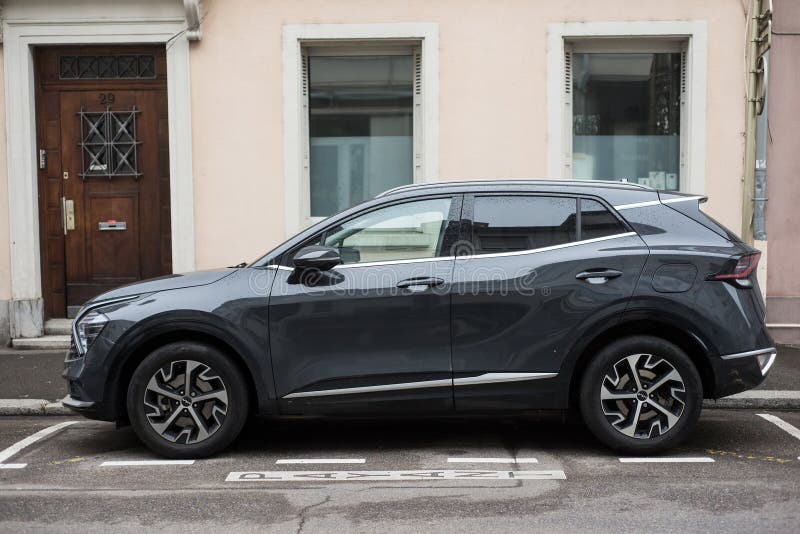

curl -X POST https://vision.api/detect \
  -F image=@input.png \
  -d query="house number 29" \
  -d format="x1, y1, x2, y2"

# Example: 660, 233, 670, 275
99, 93, 116, 104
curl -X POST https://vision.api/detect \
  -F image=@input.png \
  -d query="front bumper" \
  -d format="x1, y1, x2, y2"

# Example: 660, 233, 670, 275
62, 333, 121, 422
710, 347, 777, 398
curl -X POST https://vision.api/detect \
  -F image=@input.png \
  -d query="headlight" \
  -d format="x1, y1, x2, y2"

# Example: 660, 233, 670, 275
75, 310, 109, 354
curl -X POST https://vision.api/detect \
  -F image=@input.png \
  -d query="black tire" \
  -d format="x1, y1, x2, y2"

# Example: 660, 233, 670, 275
127, 341, 249, 458
579, 335, 702, 454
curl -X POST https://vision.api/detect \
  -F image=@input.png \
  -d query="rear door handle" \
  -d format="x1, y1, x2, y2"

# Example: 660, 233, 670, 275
396, 277, 445, 289
575, 269, 623, 284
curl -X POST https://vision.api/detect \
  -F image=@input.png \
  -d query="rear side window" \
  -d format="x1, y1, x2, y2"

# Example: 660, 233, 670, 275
471, 196, 577, 254
580, 198, 627, 240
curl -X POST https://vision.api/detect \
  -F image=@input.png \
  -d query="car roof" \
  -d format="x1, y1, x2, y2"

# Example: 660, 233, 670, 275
377, 179, 653, 198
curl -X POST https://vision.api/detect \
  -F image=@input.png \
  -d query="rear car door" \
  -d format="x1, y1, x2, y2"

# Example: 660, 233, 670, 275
451, 194, 649, 411
269, 195, 461, 414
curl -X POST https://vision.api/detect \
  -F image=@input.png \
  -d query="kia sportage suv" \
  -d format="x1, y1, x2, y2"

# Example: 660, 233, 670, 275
63, 180, 776, 457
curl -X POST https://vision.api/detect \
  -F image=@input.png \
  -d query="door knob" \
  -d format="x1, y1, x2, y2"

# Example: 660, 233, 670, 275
396, 277, 445, 289
575, 269, 622, 284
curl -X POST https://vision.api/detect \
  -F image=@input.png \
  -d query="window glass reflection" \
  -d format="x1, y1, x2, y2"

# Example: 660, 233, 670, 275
572, 53, 682, 190
309, 55, 414, 217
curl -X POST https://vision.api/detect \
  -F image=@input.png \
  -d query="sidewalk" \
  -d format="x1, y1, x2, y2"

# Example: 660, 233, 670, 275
0, 345, 798, 414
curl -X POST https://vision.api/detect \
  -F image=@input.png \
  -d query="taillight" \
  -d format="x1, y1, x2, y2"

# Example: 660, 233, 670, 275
710, 252, 761, 281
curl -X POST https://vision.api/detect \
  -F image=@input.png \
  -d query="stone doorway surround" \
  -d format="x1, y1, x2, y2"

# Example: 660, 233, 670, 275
1, 0, 200, 340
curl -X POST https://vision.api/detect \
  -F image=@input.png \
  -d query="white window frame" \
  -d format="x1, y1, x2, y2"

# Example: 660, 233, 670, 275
546, 21, 707, 194
283, 23, 439, 235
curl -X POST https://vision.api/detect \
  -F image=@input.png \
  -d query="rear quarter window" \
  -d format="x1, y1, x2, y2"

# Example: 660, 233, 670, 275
580, 198, 627, 240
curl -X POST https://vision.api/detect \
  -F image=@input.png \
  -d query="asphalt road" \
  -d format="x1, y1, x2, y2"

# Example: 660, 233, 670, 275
0, 409, 798, 533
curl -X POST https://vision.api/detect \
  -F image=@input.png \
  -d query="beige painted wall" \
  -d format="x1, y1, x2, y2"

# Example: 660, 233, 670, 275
189, 1, 745, 269
0, 48, 11, 301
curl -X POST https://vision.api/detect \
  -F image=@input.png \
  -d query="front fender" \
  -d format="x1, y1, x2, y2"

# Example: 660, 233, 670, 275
102, 305, 275, 419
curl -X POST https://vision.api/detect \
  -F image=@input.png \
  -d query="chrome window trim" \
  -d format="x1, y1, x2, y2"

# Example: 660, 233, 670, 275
612, 200, 661, 211
455, 232, 637, 261
613, 196, 705, 211
271, 233, 637, 271
662, 195, 706, 204
281, 372, 558, 399
719, 347, 777, 360
335, 256, 456, 270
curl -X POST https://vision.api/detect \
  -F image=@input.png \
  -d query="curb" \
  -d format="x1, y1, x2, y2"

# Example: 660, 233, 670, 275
0, 398, 72, 416
703, 390, 800, 410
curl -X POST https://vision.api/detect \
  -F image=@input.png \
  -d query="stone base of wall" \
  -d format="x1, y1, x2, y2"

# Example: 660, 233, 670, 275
0, 300, 10, 347
767, 296, 800, 345
0, 298, 48, 344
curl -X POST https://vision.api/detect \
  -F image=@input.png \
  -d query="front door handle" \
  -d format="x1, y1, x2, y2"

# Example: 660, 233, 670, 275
396, 277, 444, 289
575, 269, 623, 284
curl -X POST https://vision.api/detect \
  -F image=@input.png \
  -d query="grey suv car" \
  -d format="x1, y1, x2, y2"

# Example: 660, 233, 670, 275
63, 180, 776, 458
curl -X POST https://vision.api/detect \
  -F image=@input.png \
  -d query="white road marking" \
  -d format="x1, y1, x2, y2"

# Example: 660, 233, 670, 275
757, 413, 800, 441
276, 458, 366, 464
101, 460, 195, 466
0, 463, 27, 469
447, 457, 538, 464
0, 420, 78, 466
226, 469, 566, 482
618, 457, 715, 463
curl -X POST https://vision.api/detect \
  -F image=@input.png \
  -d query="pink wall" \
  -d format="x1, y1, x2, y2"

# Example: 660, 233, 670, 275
765, 0, 800, 325
188, 0, 747, 269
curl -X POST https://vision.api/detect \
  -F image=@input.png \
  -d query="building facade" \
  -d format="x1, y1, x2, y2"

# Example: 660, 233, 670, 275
0, 0, 793, 344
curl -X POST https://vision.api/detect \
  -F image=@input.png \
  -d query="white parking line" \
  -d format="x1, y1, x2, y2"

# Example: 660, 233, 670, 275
276, 458, 366, 464
447, 457, 538, 464
101, 460, 195, 466
619, 457, 715, 463
757, 413, 800, 441
0, 463, 27, 469
226, 469, 566, 482
0, 420, 79, 467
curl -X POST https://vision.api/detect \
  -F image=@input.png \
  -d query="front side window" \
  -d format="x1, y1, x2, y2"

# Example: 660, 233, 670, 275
322, 198, 452, 265
570, 50, 683, 190
471, 196, 577, 255
308, 52, 415, 218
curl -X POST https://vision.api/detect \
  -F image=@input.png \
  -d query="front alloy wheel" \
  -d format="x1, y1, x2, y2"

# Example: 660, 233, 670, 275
580, 336, 702, 454
128, 342, 249, 458
144, 360, 229, 444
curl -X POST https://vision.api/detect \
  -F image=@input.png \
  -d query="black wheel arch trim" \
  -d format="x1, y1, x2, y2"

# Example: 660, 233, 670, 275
561, 310, 719, 407
103, 312, 277, 421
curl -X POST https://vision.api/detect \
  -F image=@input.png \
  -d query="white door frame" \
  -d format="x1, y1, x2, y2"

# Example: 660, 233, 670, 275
546, 20, 708, 194
2, 18, 196, 336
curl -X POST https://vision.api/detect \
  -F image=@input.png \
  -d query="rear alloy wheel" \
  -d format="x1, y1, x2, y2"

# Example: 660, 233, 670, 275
580, 336, 702, 453
127, 342, 249, 458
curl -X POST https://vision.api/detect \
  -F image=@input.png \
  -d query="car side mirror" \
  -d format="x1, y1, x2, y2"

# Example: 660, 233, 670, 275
292, 246, 342, 271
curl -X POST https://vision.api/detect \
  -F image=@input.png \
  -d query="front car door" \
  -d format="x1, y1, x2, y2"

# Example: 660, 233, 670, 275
269, 195, 462, 414
451, 194, 649, 411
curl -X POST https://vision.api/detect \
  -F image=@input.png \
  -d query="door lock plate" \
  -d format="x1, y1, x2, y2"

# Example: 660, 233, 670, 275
64, 200, 75, 231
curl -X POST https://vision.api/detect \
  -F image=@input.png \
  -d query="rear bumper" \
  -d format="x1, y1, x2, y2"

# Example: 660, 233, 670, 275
710, 347, 777, 398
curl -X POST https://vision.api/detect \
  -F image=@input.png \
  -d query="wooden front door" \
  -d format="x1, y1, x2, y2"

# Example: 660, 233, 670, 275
35, 46, 172, 318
